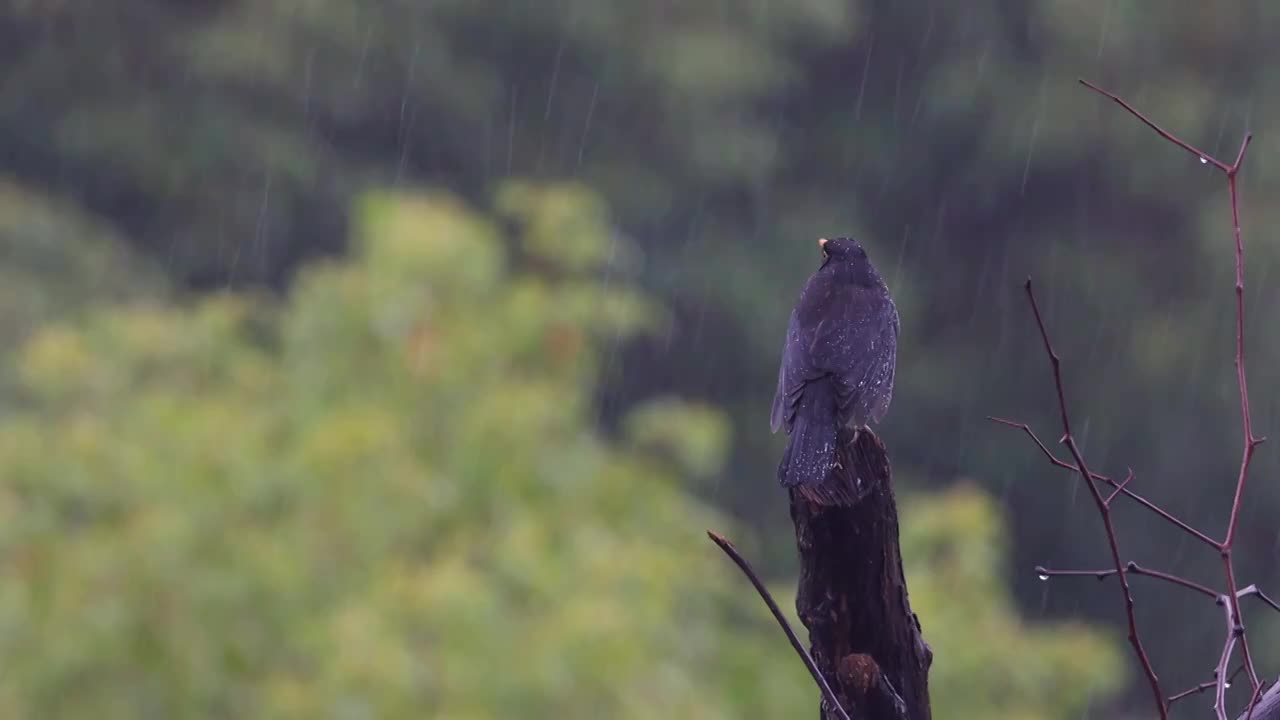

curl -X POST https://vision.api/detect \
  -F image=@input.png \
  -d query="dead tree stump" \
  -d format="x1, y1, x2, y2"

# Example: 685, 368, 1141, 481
790, 427, 932, 720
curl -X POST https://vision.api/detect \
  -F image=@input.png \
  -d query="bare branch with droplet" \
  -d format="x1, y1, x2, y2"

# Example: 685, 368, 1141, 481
1001, 276, 1167, 715
1169, 665, 1247, 707
1034, 561, 1220, 601
990, 79, 1276, 720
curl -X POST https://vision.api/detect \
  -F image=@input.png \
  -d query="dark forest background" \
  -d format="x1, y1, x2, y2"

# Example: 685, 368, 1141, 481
2, 2, 1279, 717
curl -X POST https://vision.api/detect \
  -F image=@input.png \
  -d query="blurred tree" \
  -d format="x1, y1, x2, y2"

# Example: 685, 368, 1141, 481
0, 182, 816, 718
0, 176, 167, 402
0, 0, 855, 287
0, 184, 1121, 718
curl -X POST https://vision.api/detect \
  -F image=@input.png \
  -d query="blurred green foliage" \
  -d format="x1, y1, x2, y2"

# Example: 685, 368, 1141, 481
0, 186, 803, 718
0, 187, 1120, 717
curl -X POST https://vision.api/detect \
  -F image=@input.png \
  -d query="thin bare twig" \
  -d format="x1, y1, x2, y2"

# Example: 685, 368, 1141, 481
1217, 595, 1243, 717
707, 531, 851, 720
1218, 119, 1265, 711
1239, 585, 1280, 614
987, 417, 1218, 548
1104, 468, 1134, 507
1079, 78, 1232, 172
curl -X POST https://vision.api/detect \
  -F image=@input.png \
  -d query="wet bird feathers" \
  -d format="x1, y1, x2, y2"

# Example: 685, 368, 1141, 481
772, 239, 899, 504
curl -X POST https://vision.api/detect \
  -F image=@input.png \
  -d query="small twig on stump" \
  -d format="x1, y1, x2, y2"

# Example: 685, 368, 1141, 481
707, 530, 851, 720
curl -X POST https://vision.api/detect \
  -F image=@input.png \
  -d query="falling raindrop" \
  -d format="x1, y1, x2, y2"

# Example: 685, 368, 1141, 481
1038, 573, 1049, 581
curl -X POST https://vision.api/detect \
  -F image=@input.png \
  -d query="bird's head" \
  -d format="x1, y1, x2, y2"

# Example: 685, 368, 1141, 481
818, 236, 867, 262
818, 237, 882, 287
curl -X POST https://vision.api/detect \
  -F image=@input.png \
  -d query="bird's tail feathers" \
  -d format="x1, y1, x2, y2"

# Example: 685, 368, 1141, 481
777, 412, 834, 488
777, 383, 868, 506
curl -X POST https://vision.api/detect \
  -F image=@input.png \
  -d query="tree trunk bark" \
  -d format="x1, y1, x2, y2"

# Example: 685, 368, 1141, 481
790, 428, 932, 720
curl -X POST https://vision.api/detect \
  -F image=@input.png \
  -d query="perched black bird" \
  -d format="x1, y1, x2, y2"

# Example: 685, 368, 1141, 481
771, 237, 899, 505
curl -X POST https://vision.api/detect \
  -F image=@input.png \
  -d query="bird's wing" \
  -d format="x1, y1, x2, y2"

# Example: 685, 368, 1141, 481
771, 308, 811, 432
770, 359, 789, 432
864, 303, 899, 423
830, 294, 899, 426
773, 284, 891, 432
